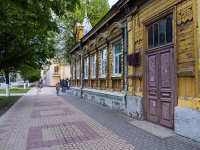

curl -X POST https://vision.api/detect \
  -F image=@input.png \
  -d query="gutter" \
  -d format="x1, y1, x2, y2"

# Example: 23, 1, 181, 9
78, 40, 84, 98
122, 23, 128, 109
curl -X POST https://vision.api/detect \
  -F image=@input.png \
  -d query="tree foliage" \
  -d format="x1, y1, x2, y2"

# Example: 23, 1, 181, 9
0, 0, 80, 84
18, 65, 40, 82
56, 0, 110, 65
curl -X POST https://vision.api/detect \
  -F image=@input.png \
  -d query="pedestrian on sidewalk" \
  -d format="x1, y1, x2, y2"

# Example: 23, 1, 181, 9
40, 78, 43, 88
36, 81, 41, 94
56, 82, 60, 96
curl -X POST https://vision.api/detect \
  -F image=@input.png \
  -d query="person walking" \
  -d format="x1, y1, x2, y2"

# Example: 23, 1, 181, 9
36, 81, 41, 94
40, 78, 43, 88
56, 82, 60, 96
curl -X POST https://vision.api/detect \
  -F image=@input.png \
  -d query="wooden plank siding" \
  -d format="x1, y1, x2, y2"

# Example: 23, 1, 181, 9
127, 0, 197, 100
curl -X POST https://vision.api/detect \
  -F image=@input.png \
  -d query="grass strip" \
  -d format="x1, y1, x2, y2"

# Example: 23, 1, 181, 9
0, 86, 31, 94
0, 96, 21, 116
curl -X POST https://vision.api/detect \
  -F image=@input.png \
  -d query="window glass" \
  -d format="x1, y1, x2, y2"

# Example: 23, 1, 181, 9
148, 26, 153, 49
119, 54, 122, 73
101, 49, 106, 76
115, 43, 121, 54
166, 16, 172, 43
113, 42, 122, 75
92, 53, 96, 77
84, 57, 88, 78
115, 56, 118, 74
159, 20, 165, 45
154, 23, 158, 47
54, 67, 59, 72
148, 16, 172, 49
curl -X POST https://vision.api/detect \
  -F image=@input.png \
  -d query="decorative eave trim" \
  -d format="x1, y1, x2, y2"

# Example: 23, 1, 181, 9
82, 8, 120, 43
96, 33, 107, 44
81, 0, 130, 44
107, 30, 123, 42
97, 39, 107, 48
69, 43, 79, 54
88, 40, 96, 49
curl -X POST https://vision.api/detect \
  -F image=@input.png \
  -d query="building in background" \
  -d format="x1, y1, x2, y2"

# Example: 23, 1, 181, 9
42, 59, 70, 86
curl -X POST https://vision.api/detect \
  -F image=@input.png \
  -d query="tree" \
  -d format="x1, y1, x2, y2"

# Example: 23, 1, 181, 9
0, 0, 80, 96
19, 65, 40, 83
55, 0, 110, 65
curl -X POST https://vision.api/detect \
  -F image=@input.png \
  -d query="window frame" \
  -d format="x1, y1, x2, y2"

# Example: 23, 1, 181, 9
100, 49, 106, 77
91, 53, 96, 78
54, 67, 59, 73
77, 61, 80, 79
147, 15, 173, 50
112, 41, 122, 76
73, 64, 76, 79
84, 57, 89, 79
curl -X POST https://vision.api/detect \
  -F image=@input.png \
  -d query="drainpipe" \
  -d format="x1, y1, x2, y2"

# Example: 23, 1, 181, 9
78, 40, 83, 98
122, 23, 128, 109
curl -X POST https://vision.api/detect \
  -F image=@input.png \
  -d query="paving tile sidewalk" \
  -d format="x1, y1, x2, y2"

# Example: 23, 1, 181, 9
60, 89, 200, 150
0, 87, 134, 150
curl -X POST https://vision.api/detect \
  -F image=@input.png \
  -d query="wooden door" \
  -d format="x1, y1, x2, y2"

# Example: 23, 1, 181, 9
145, 45, 174, 128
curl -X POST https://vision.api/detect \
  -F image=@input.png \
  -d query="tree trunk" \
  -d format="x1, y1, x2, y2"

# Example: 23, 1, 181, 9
23, 78, 26, 89
5, 71, 10, 97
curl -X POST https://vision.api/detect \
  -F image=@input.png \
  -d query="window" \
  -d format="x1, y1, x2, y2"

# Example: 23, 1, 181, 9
148, 16, 173, 49
54, 67, 60, 75
73, 64, 76, 79
113, 42, 122, 75
84, 57, 88, 79
76, 61, 80, 79
54, 67, 59, 73
91, 53, 96, 77
101, 49, 106, 77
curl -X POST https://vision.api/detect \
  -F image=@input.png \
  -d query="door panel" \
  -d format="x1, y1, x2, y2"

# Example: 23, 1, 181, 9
146, 45, 174, 128
159, 48, 173, 127
146, 53, 159, 123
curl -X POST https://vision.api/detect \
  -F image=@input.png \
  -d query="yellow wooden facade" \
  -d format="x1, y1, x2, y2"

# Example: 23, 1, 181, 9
70, 0, 200, 139
71, 0, 199, 110
125, 0, 200, 110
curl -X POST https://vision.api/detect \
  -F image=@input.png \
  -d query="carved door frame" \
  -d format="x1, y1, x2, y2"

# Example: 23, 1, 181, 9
145, 44, 175, 128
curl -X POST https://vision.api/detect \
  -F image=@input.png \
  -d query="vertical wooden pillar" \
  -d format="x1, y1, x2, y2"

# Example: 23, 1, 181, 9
127, 15, 134, 96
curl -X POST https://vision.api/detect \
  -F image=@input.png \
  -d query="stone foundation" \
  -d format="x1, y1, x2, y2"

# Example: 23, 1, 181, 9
175, 106, 200, 142
126, 96, 143, 120
70, 87, 82, 97
82, 88, 126, 110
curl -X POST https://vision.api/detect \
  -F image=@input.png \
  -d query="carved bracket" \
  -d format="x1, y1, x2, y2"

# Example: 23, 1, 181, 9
177, 3, 193, 25
135, 27, 142, 42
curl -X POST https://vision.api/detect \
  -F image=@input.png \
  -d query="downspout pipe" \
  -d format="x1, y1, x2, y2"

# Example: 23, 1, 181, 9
122, 23, 128, 109
78, 40, 83, 98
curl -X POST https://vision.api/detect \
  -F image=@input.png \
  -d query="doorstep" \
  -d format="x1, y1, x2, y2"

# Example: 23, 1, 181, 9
128, 120, 175, 139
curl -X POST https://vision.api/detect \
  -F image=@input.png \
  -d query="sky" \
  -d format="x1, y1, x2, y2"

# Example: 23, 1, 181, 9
108, 0, 118, 7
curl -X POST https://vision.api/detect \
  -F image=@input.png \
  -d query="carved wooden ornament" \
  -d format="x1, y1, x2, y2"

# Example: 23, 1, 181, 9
177, 4, 193, 25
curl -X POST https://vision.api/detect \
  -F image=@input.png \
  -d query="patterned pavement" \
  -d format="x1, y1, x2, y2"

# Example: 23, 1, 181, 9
0, 87, 134, 150
0, 87, 200, 150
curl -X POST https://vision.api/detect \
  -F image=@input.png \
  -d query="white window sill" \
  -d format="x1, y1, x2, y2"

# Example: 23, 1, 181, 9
111, 74, 121, 77
99, 76, 106, 78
